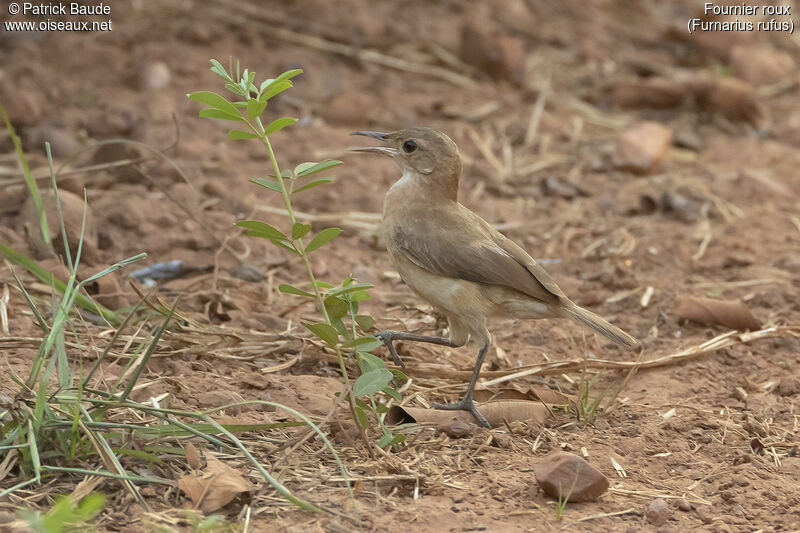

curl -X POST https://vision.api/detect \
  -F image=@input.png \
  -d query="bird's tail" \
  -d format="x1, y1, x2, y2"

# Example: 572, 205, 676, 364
559, 303, 640, 349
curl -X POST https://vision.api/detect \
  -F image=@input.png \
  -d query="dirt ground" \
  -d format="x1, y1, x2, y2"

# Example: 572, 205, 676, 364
1, 1, 800, 531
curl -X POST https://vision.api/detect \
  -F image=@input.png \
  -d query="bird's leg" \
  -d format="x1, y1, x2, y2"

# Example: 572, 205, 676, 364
432, 342, 491, 428
375, 330, 459, 372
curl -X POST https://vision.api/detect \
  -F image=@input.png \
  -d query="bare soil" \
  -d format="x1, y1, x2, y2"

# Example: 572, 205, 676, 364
1, 1, 799, 531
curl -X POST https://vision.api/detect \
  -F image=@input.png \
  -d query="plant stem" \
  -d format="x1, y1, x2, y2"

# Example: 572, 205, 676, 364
257, 131, 374, 457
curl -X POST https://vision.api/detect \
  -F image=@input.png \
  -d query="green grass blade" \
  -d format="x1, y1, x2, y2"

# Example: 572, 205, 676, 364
117, 300, 176, 403
0, 100, 49, 248
41, 465, 172, 485
27, 420, 41, 483
0, 243, 120, 325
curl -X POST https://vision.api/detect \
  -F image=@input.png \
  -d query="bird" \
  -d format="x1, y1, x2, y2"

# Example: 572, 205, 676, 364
352, 127, 639, 428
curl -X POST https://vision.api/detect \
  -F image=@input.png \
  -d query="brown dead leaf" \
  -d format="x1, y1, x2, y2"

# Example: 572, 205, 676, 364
436, 413, 479, 438
185, 442, 200, 471
178, 453, 253, 513
387, 400, 551, 428
674, 294, 760, 331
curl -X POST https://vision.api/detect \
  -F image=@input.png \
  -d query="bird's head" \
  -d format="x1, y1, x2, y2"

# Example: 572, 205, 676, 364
351, 127, 462, 196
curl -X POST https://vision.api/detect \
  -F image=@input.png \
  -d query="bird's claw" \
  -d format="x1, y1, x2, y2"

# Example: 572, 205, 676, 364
375, 331, 406, 372
432, 397, 491, 429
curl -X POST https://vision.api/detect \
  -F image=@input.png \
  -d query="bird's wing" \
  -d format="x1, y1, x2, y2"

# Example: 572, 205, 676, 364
390, 206, 565, 303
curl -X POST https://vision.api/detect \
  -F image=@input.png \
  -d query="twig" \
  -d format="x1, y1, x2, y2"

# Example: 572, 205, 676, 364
411, 325, 800, 382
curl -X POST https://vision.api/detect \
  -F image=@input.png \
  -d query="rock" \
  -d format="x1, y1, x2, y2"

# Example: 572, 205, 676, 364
702, 77, 764, 125
647, 498, 670, 526
233, 263, 264, 283
676, 498, 693, 512
91, 142, 143, 182
532, 451, 609, 502
731, 46, 795, 86
85, 273, 128, 309
19, 189, 99, 264
0, 78, 46, 126
26, 125, 82, 158
614, 121, 672, 175
138, 61, 171, 91
777, 376, 800, 396
460, 21, 525, 84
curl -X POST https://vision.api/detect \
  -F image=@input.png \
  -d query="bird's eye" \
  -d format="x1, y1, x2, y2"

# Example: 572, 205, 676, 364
402, 140, 418, 153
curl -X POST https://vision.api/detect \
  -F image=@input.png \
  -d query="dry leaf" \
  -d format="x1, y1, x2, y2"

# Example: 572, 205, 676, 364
436, 413, 479, 437
387, 400, 551, 428
178, 453, 253, 513
185, 442, 200, 471
674, 294, 760, 331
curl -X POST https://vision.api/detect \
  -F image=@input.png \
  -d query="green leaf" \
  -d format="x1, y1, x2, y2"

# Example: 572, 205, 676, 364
275, 68, 304, 83
278, 284, 314, 298
189, 91, 239, 116
228, 129, 259, 140
349, 289, 372, 303
354, 339, 382, 352
377, 433, 393, 448
303, 322, 339, 346
324, 295, 348, 319
251, 178, 283, 193
235, 220, 287, 241
209, 59, 230, 81
355, 398, 370, 411
225, 82, 246, 96
270, 239, 299, 255
375, 403, 390, 414
390, 434, 406, 446
355, 315, 374, 331
331, 316, 348, 337
291, 222, 312, 239
382, 387, 402, 402
315, 281, 335, 289
296, 160, 343, 177
354, 368, 393, 397
259, 78, 275, 92
328, 282, 374, 297
264, 117, 298, 135
358, 351, 387, 373
294, 177, 333, 193
305, 227, 342, 253
342, 336, 380, 349
259, 80, 293, 102
199, 108, 243, 122
389, 368, 408, 381
354, 406, 369, 429
247, 98, 267, 119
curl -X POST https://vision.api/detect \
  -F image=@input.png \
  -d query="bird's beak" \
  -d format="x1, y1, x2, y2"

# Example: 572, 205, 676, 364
350, 131, 398, 156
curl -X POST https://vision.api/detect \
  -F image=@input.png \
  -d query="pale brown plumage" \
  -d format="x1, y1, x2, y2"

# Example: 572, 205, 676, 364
353, 127, 639, 427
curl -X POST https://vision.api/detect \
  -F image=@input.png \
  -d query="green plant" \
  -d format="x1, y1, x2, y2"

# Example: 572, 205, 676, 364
554, 486, 570, 521
188, 59, 405, 449
0, 133, 349, 517
554, 469, 580, 521
0, 101, 50, 255
19, 492, 106, 533
575, 371, 605, 425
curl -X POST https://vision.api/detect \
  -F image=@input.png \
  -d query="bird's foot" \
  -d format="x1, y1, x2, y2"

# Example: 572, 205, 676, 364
375, 331, 406, 372
432, 397, 491, 429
